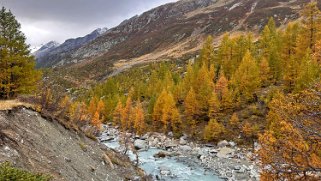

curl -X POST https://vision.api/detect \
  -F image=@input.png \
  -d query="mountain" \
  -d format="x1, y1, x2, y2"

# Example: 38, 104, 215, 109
35, 27, 108, 67
33, 41, 60, 63
44, 0, 320, 82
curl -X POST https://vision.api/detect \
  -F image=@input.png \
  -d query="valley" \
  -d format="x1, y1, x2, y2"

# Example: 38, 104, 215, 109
1, 0, 321, 181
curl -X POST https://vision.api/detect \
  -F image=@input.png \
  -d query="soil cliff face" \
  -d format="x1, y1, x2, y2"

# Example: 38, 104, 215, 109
0, 107, 145, 181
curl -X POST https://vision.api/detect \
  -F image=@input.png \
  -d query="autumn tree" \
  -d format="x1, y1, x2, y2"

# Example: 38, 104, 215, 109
259, 58, 271, 87
259, 18, 282, 82
0, 7, 41, 99
153, 89, 181, 134
184, 87, 199, 121
259, 84, 321, 180
194, 64, 214, 112
204, 119, 225, 142
121, 95, 133, 131
208, 91, 220, 119
231, 51, 261, 102
134, 100, 146, 135
91, 111, 102, 130
229, 113, 239, 130
295, 50, 320, 91
113, 100, 123, 126
215, 72, 233, 109
199, 35, 215, 67
297, 2, 321, 55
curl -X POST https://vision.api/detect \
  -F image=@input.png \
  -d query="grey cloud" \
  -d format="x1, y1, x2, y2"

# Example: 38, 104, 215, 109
0, 0, 176, 46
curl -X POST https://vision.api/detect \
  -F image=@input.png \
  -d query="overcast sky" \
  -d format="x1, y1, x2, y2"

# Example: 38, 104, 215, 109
0, 0, 177, 47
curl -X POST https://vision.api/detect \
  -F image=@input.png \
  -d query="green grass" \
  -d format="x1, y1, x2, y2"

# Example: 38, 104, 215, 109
0, 162, 52, 181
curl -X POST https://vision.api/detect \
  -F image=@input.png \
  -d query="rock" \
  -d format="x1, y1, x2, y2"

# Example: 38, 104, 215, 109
100, 136, 114, 142
209, 149, 218, 154
217, 140, 229, 148
229, 141, 236, 147
204, 144, 215, 147
217, 147, 235, 158
140, 134, 149, 140
134, 139, 148, 150
164, 140, 177, 149
234, 165, 241, 170
154, 151, 167, 158
179, 145, 192, 152
153, 151, 177, 158
149, 137, 160, 147
159, 166, 171, 176
179, 138, 187, 145
64, 157, 71, 162
167, 132, 173, 137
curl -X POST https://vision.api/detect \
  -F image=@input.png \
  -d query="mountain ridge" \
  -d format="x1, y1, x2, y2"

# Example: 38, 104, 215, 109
41, 0, 320, 83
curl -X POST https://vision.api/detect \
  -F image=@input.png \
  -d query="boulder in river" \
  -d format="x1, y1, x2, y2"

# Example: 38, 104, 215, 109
134, 139, 148, 150
179, 145, 192, 152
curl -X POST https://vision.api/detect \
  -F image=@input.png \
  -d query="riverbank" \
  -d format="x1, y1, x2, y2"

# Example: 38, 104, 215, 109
99, 124, 260, 181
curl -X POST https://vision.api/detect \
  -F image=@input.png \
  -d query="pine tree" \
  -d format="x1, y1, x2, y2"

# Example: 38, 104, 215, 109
184, 87, 199, 121
122, 95, 133, 131
113, 100, 123, 126
229, 113, 239, 130
208, 91, 220, 119
153, 89, 181, 134
194, 64, 214, 112
0, 7, 41, 99
134, 101, 146, 135
231, 51, 261, 102
298, 2, 321, 54
259, 85, 321, 180
204, 119, 225, 141
91, 111, 102, 130
295, 50, 320, 91
199, 35, 215, 67
259, 18, 282, 82
259, 58, 271, 87
88, 97, 98, 117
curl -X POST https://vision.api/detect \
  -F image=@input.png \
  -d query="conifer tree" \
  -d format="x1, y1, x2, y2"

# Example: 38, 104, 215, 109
134, 101, 146, 135
215, 72, 233, 109
0, 7, 41, 99
113, 100, 123, 126
260, 18, 282, 82
194, 64, 214, 112
204, 119, 225, 141
295, 50, 320, 91
208, 91, 220, 119
259, 58, 271, 87
298, 2, 321, 54
199, 35, 215, 67
229, 113, 239, 130
231, 51, 261, 102
153, 89, 181, 134
184, 87, 199, 121
91, 111, 102, 130
88, 97, 98, 117
122, 95, 133, 131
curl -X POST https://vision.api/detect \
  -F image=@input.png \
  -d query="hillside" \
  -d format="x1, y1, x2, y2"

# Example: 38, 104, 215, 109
41, 0, 320, 84
0, 106, 146, 181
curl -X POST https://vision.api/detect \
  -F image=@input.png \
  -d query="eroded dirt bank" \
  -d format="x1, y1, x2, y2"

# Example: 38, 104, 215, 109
0, 107, 146, 181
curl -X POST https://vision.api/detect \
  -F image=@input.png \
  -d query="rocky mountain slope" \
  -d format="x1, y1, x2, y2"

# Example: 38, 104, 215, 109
44, 0, 320, 83
35, 28, 108, 68
0, 106, 145, 181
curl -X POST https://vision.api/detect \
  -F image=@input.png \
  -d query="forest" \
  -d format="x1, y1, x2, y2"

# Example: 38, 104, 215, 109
1, 2, 321, 180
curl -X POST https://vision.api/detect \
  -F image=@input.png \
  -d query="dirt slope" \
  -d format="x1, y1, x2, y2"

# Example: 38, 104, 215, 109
0, 107, 145, 181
